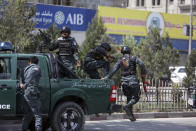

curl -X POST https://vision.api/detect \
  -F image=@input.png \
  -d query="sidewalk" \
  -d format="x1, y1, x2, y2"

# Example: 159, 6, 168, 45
86, 111, 196, 121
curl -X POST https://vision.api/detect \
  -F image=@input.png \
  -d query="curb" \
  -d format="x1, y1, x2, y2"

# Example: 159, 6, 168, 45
85, 111, 196, 121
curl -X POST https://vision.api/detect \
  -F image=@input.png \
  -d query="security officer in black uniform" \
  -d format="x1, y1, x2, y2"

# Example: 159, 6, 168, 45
20, 56, 42, 131
49, 26, 80, 78
84, 42, 111, 79
103, 46, 146, 121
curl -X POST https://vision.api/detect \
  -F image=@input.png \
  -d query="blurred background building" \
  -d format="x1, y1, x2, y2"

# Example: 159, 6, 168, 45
27, 0, 196, 15
128, 0, 196, 15
27, 0, 128, 9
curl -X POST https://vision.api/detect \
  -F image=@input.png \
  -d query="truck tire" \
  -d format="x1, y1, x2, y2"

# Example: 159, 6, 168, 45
51, 102, 85, 131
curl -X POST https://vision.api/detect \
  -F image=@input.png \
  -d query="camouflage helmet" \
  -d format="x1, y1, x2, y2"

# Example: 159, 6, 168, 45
121, 46, 131, 54
61, 26, 71, 35
100, 42, 111, 52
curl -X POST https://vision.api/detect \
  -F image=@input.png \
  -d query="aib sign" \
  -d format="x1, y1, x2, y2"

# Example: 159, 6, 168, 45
54, 11, 65, 25
33, 4, 96, 31
146, 12, 165, 35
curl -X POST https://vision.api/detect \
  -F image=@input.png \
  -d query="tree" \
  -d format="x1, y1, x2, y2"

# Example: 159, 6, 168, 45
183, 50, 196, 88
79, 14, 115, 78
0, 0, 36, 52
80, 14, 107, 60
127, 27, 179, 86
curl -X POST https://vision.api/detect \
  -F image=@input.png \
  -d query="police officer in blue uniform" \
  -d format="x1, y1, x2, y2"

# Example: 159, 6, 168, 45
20, 56, 42, 131
104, 46, 146, 121
84, 42, 111, 79
49, 26, 80, 78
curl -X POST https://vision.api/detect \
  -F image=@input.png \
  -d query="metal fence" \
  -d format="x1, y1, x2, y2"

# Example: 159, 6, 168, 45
116, 80, 189, 112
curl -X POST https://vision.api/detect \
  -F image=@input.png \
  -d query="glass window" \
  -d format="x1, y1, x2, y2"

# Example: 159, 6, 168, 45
38, 0, 44, 3
136, 0, 140, 6
141, 0, 145, 6
17, 58, 29, 81
152, 0, 155, 6
180, 0, 185, 4
178, 68, 185, 73
194, 0, 196, 5
157, 0, 160, 5
0, 58, 11, 79
53, 0, 61, 5
169, 0, 174, 4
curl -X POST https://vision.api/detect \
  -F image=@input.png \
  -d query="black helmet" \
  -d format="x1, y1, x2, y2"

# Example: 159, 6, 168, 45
121, 46, 131, 54
61, 26, 71, 34
94, 46, 106, 57
100, 42, 111, 52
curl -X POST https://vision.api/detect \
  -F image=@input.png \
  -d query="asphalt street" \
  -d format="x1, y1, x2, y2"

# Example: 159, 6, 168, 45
84, 117, 196, 131
0, 117, 196, 131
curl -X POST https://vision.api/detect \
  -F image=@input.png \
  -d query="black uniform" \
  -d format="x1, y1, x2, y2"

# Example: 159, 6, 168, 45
49, 36, 79, 78
104, 54, 146, 121
84, 46, 110, 79
22, 64, 42, 131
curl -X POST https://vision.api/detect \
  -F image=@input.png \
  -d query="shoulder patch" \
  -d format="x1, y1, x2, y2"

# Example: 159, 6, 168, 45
34, 67, 39, 71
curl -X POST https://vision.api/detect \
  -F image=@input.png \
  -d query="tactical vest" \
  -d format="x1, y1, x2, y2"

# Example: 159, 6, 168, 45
121, 55, 136, 76
58, 40, 73, 56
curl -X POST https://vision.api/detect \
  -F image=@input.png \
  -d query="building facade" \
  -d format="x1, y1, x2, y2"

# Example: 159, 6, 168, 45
28, 0, 128, 9
128, 0, 196, 15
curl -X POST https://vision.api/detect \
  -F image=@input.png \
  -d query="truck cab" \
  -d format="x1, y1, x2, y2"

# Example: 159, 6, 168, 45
0, 42, 118, 131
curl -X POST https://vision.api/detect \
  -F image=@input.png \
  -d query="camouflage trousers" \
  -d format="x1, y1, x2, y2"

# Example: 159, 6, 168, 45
22, 86, 42, 131
84, 58, 110, 79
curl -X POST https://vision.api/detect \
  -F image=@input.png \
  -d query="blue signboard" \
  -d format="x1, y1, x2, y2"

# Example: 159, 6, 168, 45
32, 4, 96, 31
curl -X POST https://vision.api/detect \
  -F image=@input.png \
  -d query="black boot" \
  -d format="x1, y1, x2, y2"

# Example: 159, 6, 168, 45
129, 109, 136, 122
124, 105, 136, 122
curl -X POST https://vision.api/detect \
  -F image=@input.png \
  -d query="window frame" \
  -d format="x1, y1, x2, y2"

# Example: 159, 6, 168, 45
136, 0, 145, 7
0, 57, 12, 80
152, 0, 160, 6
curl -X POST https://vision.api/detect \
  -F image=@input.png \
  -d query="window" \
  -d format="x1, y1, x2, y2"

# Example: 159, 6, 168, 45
141, 0, 144, 6
53, 0, 61, 5
17, 58, 29, 81
152, 0, 155, 6
136, 0, 140, 6
180, 0, 185, 4
178, 68, 185, 73
136, 0, 145, 7
152, 0, 160, 6
38, 0, 44, 3
194, 0, 196, 5
0, 58, 11, 79
169, 0, 174, 4
157, 0, 160, 5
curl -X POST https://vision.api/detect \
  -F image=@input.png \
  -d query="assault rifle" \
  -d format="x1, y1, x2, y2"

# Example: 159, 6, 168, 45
38, 29, 51, 52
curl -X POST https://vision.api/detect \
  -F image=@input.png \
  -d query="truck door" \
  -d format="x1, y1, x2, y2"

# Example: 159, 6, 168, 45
0, 56, 17, 114
16, 56, 51, 114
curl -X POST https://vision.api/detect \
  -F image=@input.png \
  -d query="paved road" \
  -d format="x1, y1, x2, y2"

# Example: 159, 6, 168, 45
84, 117, 196, 131
0, 117, 196, 131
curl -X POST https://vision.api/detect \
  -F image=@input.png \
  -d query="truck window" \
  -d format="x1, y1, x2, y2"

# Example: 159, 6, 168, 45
17, 58, 29, 82
0, 58, 11, 79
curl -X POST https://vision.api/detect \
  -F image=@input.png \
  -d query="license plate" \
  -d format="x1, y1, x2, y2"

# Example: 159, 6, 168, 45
188, 98, 194, 106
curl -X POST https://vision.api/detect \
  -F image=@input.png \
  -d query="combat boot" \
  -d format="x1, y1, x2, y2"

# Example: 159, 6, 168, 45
129, 109, 136, 122
124, 105, 136, 122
